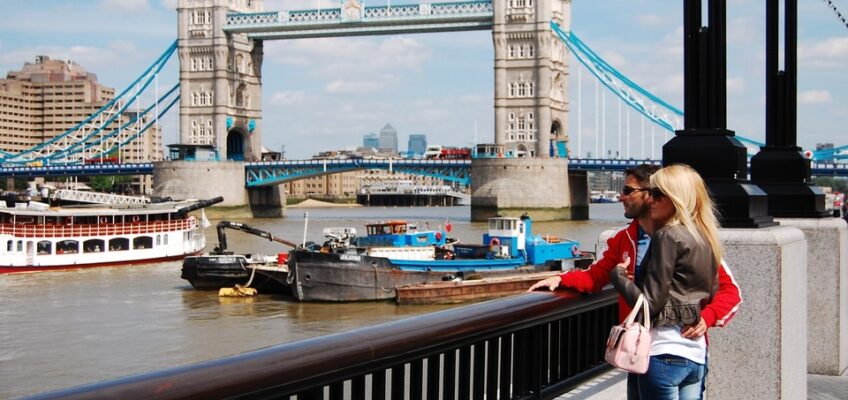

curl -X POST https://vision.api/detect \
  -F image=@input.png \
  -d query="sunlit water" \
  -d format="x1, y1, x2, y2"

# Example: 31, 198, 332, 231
0, 204, 626, 398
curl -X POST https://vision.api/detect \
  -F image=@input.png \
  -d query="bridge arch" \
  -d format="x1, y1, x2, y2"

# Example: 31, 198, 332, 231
227, 128, 246, 161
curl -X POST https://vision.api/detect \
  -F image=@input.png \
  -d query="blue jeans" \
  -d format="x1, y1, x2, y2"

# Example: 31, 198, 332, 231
638, 354, 706, 400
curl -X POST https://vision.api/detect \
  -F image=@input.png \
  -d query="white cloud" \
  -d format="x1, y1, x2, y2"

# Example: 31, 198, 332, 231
100, 0, 150, 12
634, 14, 664, 27
799, 90, 832, 104
727, 77, 745, 95
270, 91, 309, 106
727, 16, 760, 46
800, 37, 848, 69
325, 80, 385, 94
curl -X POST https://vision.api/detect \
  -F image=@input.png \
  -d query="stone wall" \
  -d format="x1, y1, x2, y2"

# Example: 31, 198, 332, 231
470, 158, 573, 221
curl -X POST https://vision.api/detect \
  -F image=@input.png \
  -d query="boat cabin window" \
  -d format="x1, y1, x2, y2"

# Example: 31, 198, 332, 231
16, 240, 22, 252
6, 240, 12, 252
133, 236, 153, 250
109, 238, 129, 252
83, 239, 105, 253
57, 240, 79, 254
37, 241, 52, 255
156, 235, 161, 246
163, 234, 169, 245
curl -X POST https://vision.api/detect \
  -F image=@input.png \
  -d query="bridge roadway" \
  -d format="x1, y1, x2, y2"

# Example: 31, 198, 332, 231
1, 159, 846, 182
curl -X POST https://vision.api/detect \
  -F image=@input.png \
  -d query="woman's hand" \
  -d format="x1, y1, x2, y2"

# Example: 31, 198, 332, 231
528, 276, 561, 292
681, 317, 707, 339
614, 254, 631, 278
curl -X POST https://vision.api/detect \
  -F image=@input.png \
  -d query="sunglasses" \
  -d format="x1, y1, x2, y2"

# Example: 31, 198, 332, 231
648, 187, 666, 198
621, 186, 649, 196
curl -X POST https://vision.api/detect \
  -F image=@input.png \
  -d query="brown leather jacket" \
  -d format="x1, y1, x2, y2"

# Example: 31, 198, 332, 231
610, 223, 718, 327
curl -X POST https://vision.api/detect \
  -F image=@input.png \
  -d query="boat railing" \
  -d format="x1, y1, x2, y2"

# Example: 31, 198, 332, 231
26, 289, 618, 399
0, 217, 196, 238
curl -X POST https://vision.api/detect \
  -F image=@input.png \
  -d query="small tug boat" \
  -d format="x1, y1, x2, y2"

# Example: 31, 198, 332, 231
181, 221, 295, 294
0, 196, 221, 273
287, 214, 585, 302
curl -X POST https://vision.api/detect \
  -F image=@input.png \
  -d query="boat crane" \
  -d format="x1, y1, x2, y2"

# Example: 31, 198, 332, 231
213, 220, 298, 255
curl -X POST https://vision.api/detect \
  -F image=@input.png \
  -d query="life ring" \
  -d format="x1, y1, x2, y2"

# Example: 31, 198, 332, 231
489, 238, 500, 247
444, 251, 454, 260
131, 216, 140, 223
99, 217, 108, 224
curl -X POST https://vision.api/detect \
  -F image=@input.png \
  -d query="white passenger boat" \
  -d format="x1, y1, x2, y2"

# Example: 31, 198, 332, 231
0, 197, 221, 273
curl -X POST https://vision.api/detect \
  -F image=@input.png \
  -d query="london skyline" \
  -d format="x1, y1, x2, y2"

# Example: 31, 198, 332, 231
0, 0, 845, 159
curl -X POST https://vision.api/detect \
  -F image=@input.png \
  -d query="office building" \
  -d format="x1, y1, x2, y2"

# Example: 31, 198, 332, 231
408, 134, 427, 156
379, 123, 398, 153
0, 56, 163, 192
363, 133, 379, 149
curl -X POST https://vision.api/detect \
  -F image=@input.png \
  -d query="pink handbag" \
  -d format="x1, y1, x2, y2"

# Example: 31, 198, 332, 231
604, 294, 652, 374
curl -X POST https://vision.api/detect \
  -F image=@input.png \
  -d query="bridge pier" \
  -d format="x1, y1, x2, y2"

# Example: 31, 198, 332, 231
153, 160, 282, 218
470, 158, 586, 222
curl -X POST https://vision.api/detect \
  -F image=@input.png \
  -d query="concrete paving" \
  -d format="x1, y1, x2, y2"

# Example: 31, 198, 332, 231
557, 369, 848, 399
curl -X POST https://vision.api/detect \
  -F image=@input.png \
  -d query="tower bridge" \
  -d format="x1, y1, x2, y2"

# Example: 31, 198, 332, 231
1, 1, 844, 218
158, 0, 577, 219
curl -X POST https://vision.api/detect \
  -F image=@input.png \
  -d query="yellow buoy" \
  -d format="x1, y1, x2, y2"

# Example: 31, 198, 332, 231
218, 285, 258, 297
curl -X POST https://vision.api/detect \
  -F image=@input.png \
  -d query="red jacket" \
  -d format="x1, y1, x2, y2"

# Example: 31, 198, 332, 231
560, 220, 742, 328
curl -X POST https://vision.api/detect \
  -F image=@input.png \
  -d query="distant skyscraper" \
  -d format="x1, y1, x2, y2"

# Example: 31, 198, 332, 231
408, 134, 427, 156
379, 123, 398, 153
363, 133, 379, 149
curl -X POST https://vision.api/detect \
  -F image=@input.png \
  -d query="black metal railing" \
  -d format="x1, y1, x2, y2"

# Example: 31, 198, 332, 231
28, 289, 618, 400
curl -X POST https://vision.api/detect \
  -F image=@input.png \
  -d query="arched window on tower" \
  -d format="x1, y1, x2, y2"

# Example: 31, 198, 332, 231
236, 54, 245, 74
235, 83, 247, 107
527, 82, 535, 96
508, 83, 515, 97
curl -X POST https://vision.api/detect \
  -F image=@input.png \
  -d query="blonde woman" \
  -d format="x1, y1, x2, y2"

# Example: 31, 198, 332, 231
610, 164, 721, 400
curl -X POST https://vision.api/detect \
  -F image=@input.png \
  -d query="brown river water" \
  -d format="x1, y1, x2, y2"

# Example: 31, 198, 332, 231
0, 204, 626, 398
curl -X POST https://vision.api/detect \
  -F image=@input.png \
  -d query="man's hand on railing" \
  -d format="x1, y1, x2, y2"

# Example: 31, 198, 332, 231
528, 275, 562, 292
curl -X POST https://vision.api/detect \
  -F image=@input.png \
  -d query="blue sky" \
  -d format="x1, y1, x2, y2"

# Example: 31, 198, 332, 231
0, 0, 845, 159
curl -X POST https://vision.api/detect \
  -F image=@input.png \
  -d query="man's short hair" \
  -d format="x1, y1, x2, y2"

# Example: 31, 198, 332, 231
624, 164, 661, 184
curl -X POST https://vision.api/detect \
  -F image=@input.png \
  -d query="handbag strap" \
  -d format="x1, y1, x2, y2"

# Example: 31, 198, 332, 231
623, 293, 651, 330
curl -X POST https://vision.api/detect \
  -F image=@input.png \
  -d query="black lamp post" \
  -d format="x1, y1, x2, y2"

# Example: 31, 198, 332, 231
663, 0, 776, 228
750, 0, 829, 217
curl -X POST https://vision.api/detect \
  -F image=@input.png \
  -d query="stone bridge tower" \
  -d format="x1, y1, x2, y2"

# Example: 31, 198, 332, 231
472, 0, 584, 222
493, 0, 571, 158
176, 0, 263, 161
157, 0, 281, 218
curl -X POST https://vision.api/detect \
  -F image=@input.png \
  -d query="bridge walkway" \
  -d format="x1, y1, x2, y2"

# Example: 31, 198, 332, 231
557, 368, 848, 399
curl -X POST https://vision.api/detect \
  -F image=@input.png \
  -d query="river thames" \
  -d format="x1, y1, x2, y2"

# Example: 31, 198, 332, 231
0, 203, 626, 398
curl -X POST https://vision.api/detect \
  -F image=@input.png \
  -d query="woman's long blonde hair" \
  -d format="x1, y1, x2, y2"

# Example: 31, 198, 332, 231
650, 164, 723, 266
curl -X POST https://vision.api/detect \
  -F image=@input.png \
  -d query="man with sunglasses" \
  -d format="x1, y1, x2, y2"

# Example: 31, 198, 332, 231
529, 164, 741, 399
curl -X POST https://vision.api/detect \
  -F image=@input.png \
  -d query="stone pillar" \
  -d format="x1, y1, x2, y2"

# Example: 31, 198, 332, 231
567, 170, 588, 220
153, 160, 254, 218
470, 158, 572, 221
707, 227, 807, 400
777, 218, 848, 375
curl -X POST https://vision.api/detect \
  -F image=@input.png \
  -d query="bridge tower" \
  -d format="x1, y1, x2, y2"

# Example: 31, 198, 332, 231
176, 0, 263, 162
156, 0, 282, 217
493, 0, 570, 158
472, 0, 585, 221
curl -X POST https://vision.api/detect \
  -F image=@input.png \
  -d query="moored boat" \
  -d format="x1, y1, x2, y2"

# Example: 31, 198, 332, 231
287, 215, 584, 302
0, 196, 221, 273
181, 221, 294, 294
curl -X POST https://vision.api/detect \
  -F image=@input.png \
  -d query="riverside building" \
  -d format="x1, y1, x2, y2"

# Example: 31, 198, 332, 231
0, 56, 164, 193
